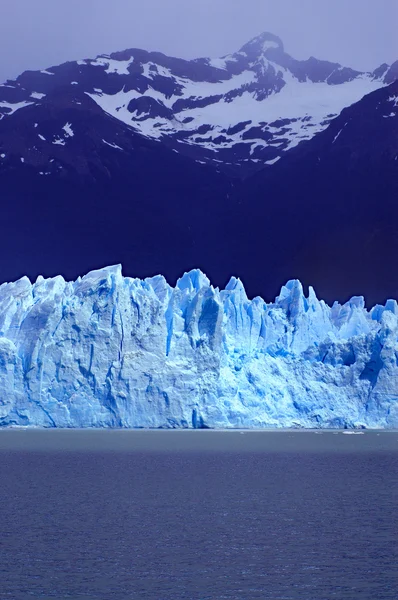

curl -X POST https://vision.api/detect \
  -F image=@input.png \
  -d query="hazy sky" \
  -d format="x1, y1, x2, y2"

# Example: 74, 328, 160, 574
1, 0, 397, 82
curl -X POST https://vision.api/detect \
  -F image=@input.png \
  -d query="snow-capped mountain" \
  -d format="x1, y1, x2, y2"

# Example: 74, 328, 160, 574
0, 32, 395, 175
1, 35, 397, 430
0, 34, 397, 306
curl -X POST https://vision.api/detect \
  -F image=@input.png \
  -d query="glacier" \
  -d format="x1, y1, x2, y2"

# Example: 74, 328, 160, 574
0, 265, 397, 429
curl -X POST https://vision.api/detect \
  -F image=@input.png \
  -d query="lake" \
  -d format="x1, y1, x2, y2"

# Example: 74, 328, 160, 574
0, 430, 397, 599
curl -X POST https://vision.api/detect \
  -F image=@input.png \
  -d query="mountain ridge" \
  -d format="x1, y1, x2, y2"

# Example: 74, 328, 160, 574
1, 31, 395, 176
0, 33, 397, 305
228, 79, 398, 305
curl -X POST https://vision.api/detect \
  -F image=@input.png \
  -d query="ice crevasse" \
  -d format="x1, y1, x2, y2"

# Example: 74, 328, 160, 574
0, 265, 397, 429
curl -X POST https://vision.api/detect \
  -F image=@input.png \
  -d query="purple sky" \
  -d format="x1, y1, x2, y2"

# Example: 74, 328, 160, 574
1, 0, 397, 82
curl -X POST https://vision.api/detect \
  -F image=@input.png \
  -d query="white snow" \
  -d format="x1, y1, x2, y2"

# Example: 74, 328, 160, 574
265, 156, 281, 165
30, 92, 46, 100
20, 158, 24, 163
332, 122, 348, 144
261, 40, 279, 52
71, 81, 78, 85
38, 134, 46, 141
249, 140, 268, 155
207, 56, 238, 70
0, 153, 5, 158
40, 70, 54, 76
87, 62, 385, 157
142, 63, 176, 79
102, 139, 123, 150
90, 57, 134, 75
62, 123, 74, 138
53, 139, 66, 146
0, 100, 34, 115
177, 71, 381, 136
245, 34, 281, 54
88, 68, 254, 126
208, 57, 228, 70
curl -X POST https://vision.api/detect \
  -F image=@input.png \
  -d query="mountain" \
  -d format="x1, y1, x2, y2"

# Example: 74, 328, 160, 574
0, 108, 231, 286
228, 79, 398, 305
0, 32, 394, 176
0, 33, 397, 305
0, 265, 397, 429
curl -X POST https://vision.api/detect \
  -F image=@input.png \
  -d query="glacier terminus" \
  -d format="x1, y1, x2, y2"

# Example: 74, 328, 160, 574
0, 265, 397, 429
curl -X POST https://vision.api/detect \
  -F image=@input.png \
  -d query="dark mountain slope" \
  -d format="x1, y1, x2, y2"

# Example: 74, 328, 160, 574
0, 95, 234, 285
228, 81, 398, 305
1, 81, 396, 306
0, 31, 393, 176
0, 37, 397, 305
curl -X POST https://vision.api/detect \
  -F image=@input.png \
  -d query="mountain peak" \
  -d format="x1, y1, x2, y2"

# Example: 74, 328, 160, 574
239, 32, 284, 57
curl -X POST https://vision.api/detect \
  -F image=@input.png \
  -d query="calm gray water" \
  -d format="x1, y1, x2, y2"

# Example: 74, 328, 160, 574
0, 430, 397, 600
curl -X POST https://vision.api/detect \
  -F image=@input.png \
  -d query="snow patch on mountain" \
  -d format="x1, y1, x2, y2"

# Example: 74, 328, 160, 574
30, 92, 46, 100
90, 56, 134, 75
62, 123, 74, 137
102, 139, 123, 150
0, 31, 395, 173
86, 58, 385, 161
265, 156, 281, 165
0, 100, 34, 116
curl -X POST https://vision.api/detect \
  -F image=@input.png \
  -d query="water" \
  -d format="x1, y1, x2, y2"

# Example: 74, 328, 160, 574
0, 430, 397, 600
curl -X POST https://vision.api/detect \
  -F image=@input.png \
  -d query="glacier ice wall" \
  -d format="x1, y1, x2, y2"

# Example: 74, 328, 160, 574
0, 265, 397, 429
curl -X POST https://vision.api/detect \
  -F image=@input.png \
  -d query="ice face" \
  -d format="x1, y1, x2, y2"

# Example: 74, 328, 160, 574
0, 265, 397, 429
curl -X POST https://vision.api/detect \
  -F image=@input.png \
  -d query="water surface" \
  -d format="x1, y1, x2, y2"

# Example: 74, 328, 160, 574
0, 430, 397, 599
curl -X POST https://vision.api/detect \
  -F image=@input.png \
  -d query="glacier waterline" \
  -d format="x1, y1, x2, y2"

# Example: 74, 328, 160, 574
0, 265, 397, 429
